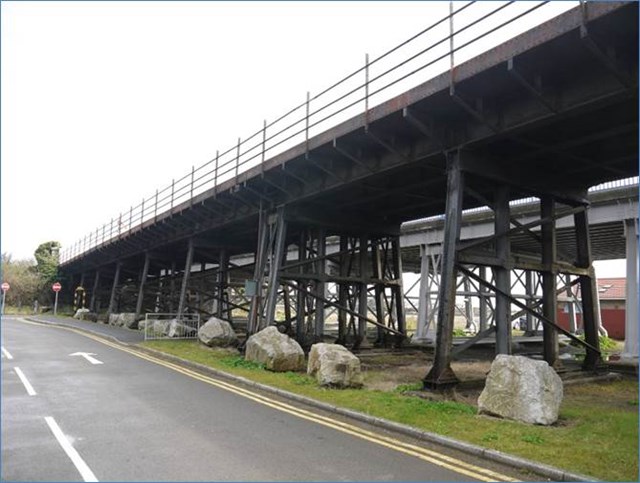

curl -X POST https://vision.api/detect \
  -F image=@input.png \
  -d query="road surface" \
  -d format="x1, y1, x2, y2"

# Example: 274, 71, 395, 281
1, 316, 524, 482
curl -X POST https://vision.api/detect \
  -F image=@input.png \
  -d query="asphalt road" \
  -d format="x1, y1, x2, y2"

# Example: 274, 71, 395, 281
1, 317, 523, 482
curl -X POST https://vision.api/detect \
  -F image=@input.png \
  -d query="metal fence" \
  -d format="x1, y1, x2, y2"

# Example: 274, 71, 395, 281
142, 313, 202, 341
60, 1, 588, 265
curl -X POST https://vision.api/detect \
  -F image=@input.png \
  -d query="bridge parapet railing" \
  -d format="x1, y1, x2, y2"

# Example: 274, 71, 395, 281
61, 1, 590, 265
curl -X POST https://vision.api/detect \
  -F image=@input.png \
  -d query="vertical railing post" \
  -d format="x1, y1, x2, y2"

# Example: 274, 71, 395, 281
170, 179, 175, 213
261, 120, 266, 172
154, 190, 158, 222
235, 138, 241, 182
129, 206, 133, 232
305, 91, 310, 155
214, 150, 219, 191
141, 198, 145, 225
449, 1, 455, 85
110, 218, 114, 240
118, 214, 122, 239
365, 53, 370, 127
190, 166, 194, 207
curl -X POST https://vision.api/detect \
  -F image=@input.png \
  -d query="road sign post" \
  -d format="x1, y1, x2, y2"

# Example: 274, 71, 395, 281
1, 282, 10, 316
52, 282, 62, 316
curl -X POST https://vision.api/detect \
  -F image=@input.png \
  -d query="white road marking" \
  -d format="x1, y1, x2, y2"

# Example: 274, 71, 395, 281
45, 417, 98, 482
1, 346, 13, 359
14, 367, 36, 396
69, 352, 103, 365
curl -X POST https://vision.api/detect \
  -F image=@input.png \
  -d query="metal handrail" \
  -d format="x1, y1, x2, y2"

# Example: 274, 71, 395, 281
61, 1, 582, 265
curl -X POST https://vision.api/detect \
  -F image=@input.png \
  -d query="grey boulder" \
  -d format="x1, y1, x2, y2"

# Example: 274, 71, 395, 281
478, 354, 563, 425
168, 319, 196, 338
73, 308, 90, 319
198, 317, 238, 347
307, 343, 363, 388
245, 326, 305, 372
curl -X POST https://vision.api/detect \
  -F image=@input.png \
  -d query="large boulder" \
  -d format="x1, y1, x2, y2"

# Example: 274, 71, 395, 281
198, 317, 238, 347
245, 326, 305, 372
119, 313, 138, 330
478, 354, 563, 425
307, 343, 363, 388
140, 319, 171, 336
168, 319, 196, 338
107, 313, 138, 329
73, 308, 90, 319
79, 311, 98, 323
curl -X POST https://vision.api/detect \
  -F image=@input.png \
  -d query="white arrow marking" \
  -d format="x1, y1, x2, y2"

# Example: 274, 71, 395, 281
69, 352, 103, 365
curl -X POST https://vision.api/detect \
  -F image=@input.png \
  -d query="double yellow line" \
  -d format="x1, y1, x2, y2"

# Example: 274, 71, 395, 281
18, 318, 519, 482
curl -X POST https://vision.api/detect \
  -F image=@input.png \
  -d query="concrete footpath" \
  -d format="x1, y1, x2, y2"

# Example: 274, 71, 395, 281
26, 314, 597, 482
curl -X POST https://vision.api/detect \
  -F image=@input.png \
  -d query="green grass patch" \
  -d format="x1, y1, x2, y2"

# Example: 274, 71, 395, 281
218, 355, 265, 371
141, 339, 638, 481
394, 382, 423, 393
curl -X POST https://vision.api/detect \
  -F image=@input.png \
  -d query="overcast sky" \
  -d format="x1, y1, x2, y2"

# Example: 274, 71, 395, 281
1, 1, 625, 277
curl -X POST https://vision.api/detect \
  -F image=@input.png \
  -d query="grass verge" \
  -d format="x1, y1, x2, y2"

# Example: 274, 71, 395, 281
142, 340, 638, 481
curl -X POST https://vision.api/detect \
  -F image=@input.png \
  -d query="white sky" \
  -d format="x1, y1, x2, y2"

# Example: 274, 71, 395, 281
1, 1, 624, 277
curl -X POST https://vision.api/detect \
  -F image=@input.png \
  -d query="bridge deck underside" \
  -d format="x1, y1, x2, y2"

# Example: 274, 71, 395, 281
62, 3, 637, 274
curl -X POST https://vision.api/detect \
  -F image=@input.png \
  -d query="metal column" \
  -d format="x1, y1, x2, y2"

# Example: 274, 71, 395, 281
479, 266, 489, 332
135, 252, 151, 321
424, 150, 463, 389
524, 271, 535, 334
494, 186, 511, 355
177, 239, 194, 320
574, 210, 602, 371
415, 244, 433, 341
314, 228, 326, 339
541, 197, 560, 368
464, 276, 473, 329
372, 239, 386, 344
337, 235, 348, 345
357, 235, 369, 348
169, 261, 176, 314
622, 218, 639, 359
216, 249, 229, 320
264, 208, 287, 329
89, 270, 100, 312
107, 261, 122, 318
296, 230, 308, 342
391, 236, 406, 338
565, 274, 578, 334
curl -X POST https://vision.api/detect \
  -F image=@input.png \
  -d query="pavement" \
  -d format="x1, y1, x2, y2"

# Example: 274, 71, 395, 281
2, 314, 598, 482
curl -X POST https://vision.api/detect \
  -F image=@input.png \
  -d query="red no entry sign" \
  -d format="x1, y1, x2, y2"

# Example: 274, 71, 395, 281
52, 282, 62, 292
1, 282, 9, 292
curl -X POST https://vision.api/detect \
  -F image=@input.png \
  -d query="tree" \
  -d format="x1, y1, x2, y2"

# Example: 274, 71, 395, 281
1, 255, 41, 308
34, 241, 61, 285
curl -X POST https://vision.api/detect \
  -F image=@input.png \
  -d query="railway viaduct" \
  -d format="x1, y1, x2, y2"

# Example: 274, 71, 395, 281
60, 2, 638, 389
